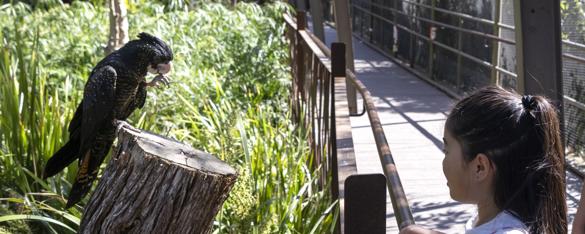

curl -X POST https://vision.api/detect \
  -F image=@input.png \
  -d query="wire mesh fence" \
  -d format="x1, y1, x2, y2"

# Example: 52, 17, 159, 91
318, 0, 585, 172
562, 0, 585, 166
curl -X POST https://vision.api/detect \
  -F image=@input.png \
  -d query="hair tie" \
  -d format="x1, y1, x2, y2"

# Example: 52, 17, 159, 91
521, 95, 537, 119
521, 95, 537, 110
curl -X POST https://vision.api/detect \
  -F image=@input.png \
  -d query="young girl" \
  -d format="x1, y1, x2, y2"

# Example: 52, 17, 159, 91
400, 86, 567, 234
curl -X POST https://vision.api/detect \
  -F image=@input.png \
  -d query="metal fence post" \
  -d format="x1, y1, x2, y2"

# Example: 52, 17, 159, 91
456, 18, 463, 90
408, 3, 415, 68
297, 11, 307, 105
330, 42, 344, 234
331, 42, 360, 233
490, 0, 501, 85
428, 0, 436, 78
345, 174, 386, 234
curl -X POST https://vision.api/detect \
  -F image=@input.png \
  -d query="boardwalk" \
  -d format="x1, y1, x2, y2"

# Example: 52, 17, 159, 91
316, 23, 584, 233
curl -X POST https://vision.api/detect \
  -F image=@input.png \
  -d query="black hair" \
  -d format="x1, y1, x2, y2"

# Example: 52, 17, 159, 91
445, 86, 567, 234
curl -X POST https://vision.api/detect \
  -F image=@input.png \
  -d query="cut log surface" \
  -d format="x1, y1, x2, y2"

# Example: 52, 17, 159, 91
79, 126, 237, 234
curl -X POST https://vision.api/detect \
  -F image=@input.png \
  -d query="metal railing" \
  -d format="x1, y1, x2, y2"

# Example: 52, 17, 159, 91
285, 10, 415, 232
307, 29, 415, 229
286, 11, 334, 182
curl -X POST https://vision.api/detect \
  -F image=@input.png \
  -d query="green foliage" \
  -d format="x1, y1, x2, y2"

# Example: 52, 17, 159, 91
0, 1, 337, 233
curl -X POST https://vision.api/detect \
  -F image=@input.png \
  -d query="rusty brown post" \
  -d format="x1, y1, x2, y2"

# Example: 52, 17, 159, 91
296, 11, 307, 123
331, 42, 344, 234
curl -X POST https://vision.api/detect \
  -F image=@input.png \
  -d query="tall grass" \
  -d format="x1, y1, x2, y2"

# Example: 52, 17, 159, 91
0, 1, 337, 233
0, 11, 84, 233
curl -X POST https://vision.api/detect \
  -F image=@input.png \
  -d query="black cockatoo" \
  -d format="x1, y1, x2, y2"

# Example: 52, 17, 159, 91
43, 32, 173, 208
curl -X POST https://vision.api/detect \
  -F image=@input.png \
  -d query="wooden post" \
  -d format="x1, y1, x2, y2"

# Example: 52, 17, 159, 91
79, 126, 238, 234
514, 0, 563, 100
333, 0, 358, 115
310, 0, 326, 41
514, 0, 564, 145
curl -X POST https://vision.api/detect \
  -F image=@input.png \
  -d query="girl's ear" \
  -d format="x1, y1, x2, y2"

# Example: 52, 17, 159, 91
472, 153, 494, 182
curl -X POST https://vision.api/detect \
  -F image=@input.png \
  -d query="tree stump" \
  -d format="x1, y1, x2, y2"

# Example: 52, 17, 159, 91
79, 126, 238, 234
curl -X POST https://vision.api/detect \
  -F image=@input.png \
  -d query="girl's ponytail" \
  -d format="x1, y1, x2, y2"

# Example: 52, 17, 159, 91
525, 95, 566, 234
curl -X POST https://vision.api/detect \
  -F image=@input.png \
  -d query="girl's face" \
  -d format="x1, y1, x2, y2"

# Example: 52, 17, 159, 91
442, 128, 473, 203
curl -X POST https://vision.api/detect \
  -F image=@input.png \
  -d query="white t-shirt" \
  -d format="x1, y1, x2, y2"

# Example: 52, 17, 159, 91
465, 211, 529, 234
